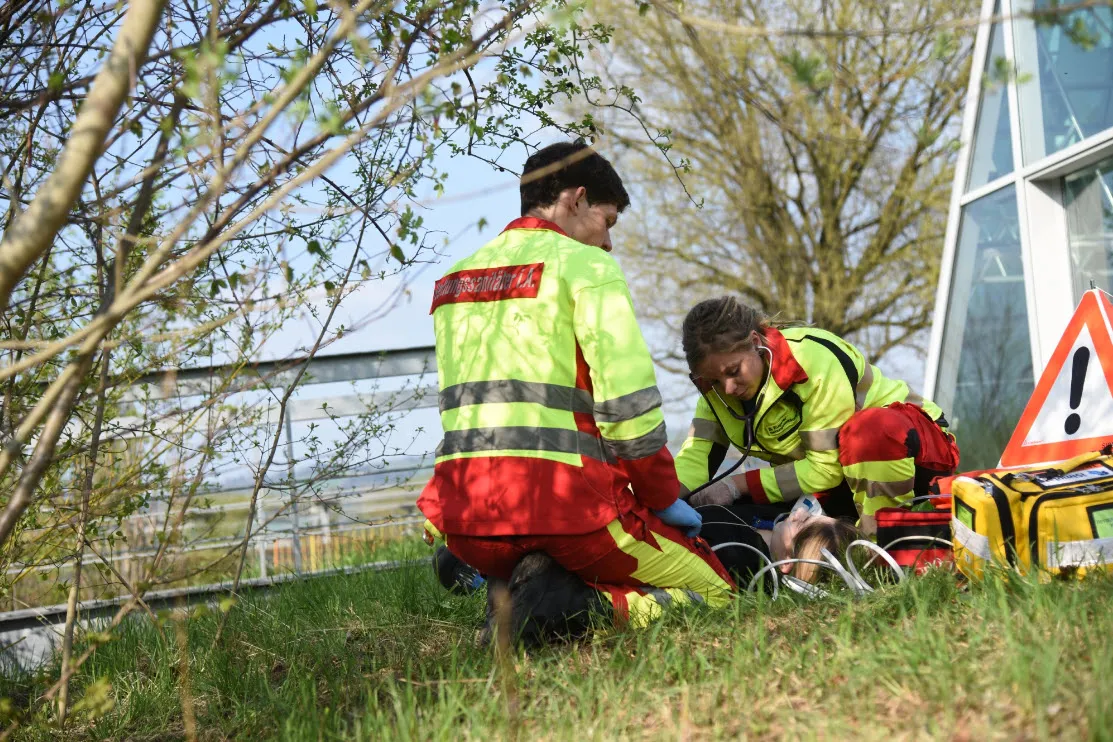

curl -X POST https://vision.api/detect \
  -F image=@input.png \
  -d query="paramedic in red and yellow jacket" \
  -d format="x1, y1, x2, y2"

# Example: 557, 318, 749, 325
679, 297, 961, 533
417, 143, 733, 624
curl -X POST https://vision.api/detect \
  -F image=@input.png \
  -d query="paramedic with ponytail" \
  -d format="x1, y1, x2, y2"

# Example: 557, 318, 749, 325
418, 143, 735, 634
679, 296, 961, 533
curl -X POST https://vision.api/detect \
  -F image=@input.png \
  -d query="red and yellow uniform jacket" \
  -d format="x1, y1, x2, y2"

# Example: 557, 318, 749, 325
417, 217, 679, 536
675, 327, 945, 507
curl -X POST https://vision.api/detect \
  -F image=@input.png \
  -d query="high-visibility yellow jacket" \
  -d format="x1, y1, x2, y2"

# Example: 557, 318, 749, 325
417, 217, 680, 536
675, 327, 945, 505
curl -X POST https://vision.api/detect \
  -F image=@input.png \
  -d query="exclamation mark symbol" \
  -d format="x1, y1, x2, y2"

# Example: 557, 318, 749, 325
1065, 346, 1090, 435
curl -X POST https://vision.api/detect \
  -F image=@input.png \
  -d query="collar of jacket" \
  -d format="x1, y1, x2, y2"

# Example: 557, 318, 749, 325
763, 327, 808, 389
501, 216, 568, 235
746, 327, 810, 420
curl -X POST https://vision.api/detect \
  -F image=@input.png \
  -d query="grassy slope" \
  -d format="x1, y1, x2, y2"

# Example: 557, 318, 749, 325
3, 546, 1113, 741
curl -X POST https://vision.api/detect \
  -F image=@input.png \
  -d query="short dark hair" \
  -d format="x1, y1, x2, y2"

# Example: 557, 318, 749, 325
520, 141, 630, 216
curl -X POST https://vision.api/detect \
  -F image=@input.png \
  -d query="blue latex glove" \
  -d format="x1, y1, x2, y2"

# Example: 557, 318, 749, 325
653, 499, 702, 538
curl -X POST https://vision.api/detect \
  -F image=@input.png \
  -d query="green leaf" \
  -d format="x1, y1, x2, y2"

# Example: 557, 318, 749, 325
71, 677, 115, 720
390, 245, 406, 264
931, 31, 957, 60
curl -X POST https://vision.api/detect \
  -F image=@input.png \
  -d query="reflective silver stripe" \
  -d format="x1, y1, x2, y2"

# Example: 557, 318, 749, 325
800, 428, 839, 451
864, 477, 915, 499
786, 445, 807, 461
1046, 536, 1113, 569
643, 588, 704, 607
594, 386, 663, 423
689, 418, 728, 446
774, 464, 803, 500
952, 518, 991, 561
436, 426, 608, 462
844, 476, 864, 494
605, 421, 667, 461
439, 380, 593, 413
905, 390, 925, 407
855, 364, 874, 410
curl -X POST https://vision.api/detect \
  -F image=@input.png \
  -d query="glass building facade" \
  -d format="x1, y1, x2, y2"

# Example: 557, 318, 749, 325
926, 0, 1113, 469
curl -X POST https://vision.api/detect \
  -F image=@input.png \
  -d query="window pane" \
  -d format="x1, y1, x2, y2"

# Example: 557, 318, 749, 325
936, 186, 1034, 469
1014, 0, 1113, 163
966, 13, 1014, 190
1064, 155, 1113, 301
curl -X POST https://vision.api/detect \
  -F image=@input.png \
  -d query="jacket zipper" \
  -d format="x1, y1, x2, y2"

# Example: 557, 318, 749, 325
989, 482, 1018, 565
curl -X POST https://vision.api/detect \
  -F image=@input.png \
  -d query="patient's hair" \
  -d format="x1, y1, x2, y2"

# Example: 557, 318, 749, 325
791, 518, 861, 583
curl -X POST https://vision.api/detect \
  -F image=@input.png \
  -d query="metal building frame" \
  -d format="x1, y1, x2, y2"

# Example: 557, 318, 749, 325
924, 0, 1113, 399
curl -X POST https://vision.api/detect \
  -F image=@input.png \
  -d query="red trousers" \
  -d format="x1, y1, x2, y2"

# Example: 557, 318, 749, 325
837, 402, 960, 517
445, 505, 735, 624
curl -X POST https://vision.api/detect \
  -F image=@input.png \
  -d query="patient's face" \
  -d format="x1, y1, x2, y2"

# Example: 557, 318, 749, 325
770, 509, 836, 570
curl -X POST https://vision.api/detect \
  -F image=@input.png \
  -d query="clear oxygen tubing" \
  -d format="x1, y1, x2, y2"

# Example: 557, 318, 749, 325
701, 503, 781, 597
711, 540, 780, 600
746, 558, 845, 595
703, 502, 952, 600
845, 539, 906, 588
821, 547, 872, 596
854, 536, 955, 572
704, 501, 873, 599
782, 575, 831, 599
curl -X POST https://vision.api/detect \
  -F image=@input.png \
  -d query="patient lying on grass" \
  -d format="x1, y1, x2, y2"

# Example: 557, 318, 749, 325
695, 499, 863, 585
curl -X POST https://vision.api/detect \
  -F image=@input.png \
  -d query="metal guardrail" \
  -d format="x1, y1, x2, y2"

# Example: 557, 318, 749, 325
0, 558, 432, 633
130, 346, 437, 400
4, 346, 442, 631
5, 517, 425, 576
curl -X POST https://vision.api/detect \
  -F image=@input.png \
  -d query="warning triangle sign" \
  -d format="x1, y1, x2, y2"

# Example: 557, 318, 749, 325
1000, 289, 1113, 467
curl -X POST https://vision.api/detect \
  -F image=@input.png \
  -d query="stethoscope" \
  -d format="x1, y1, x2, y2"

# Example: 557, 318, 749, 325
683, 343, 774, 500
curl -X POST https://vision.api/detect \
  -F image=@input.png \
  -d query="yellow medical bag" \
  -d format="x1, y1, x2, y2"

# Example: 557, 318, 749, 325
951, 451, 1113, 579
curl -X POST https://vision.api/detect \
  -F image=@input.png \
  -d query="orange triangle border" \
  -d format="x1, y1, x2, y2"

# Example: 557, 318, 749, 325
999, 290, 1113, 467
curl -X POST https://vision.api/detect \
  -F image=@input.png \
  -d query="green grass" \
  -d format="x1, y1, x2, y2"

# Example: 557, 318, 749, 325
3, 544, 1113, 741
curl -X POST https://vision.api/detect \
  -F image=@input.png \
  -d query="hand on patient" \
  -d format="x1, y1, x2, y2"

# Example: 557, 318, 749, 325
653, 498, 703, 537
687, 476, 741, 507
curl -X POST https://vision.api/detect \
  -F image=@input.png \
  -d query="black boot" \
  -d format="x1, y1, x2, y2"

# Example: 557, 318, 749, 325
433, 546, 485, 594
504, 552, 610, 647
